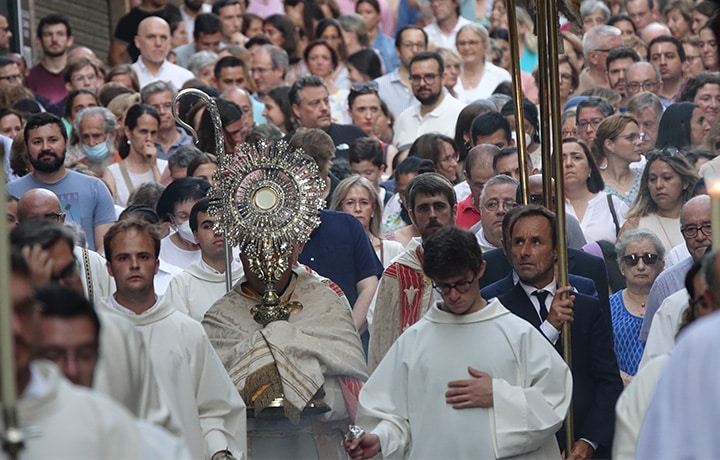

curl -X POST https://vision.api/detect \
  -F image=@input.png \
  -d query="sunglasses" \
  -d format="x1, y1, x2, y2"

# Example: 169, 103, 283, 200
350, 81, 379, 92
623, 253, 659, 266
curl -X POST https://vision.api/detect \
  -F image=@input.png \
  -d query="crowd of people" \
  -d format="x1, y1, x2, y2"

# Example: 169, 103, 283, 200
4, 0, 720, 457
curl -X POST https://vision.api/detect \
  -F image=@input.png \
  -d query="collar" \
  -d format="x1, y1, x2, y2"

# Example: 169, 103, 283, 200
199, 257, 240, 275
518, 278, 557, 298
109, 293, 160, 316
21, 363, 50, 400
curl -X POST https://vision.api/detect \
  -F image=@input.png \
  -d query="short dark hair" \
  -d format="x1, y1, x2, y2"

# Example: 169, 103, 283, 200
36, 285, 101, 343
409, 51, 444, 74
606, 46, 642, 69
193, 13, 222, 39
288, 75, 327, 106
37, 13, 71, 39
680, 72, 720, 103
212, 0, 240, 15
647, 35, 685, 61
118, 204, 161, 225
406, 172, 456, 211
493, 147, 519, 173
104, 218, 161, 262
24, 112, 68, 145
395, 25, 428, 49
471, 112, 511, 144
506, 205, 558, 250
349, 137, 385, 168
155, 177, 211, 222
422, 226, 484, 280
214, 56, 246, 80
0, 56, 17, 70
190, 197, 212, 232
63, 89, 99, 121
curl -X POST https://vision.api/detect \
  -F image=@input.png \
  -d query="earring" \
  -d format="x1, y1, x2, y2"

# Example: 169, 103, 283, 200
127, 139, 131, 145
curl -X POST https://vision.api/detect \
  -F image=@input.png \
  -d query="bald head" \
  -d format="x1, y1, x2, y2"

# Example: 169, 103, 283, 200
640, 22, 671, 45
135, 17, 171, 65
17, 189, 64, 223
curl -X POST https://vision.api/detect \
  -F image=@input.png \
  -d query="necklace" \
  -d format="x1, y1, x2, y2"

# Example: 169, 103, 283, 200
623, 289, 647, 317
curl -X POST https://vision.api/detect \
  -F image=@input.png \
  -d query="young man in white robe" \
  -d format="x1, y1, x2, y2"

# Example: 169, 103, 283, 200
345, 227, 573, 460
98, 218, 247, 460
2, 247, 148, 458
165, 198, 244, 321
34, 283, 193, 458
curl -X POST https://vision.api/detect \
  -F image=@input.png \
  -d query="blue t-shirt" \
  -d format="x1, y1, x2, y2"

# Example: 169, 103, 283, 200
7, 170, 116, 251
299, 209, 383, 306
609, 290, 645, 376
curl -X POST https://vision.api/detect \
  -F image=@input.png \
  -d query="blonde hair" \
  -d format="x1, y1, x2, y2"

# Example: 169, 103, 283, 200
516, 7, 538, 53
329, 175, 383, 238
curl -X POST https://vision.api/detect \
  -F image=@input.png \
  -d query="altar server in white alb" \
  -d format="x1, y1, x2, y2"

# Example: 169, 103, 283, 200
165, 198, 244, 321
98, 218, 246, 460
345, 227, 573, 459
3, 248, 146, 458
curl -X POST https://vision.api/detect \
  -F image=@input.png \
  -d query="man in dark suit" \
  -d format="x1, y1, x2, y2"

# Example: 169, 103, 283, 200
495, 205, 622, 459
285, 75, 366, 161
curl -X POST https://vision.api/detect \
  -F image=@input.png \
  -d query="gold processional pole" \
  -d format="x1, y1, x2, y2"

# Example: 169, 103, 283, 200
506, 3, 530, 204
1, 171, 23, 459
172, 90, 234, 292
539, 0, 583, 450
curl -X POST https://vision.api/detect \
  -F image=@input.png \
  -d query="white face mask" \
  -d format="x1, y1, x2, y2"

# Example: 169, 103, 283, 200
176, 220, 196, 244
511, 131, 533, 146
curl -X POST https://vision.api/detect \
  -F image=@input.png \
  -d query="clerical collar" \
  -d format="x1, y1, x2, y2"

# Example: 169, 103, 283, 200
110, 293, 160, 316
199, 257, 240, 275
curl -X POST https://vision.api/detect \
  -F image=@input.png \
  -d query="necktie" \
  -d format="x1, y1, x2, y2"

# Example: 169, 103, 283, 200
533, 290, 549, 322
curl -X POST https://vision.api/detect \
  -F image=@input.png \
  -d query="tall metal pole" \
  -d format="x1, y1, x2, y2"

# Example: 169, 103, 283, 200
173, 90, 233, 292
506, 3, 530, 205
540, 0, 575, 450
1, 175, 24, 459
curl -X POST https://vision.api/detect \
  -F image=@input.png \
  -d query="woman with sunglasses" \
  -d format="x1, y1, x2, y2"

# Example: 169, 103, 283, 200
562, 138, 629, 244
347, 82, 399, 171
592, 113, 644, 206
620, 149, 698, 252
611, 229, 666, 385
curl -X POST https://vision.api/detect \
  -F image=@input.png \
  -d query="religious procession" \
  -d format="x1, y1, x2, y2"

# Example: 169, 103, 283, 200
2, 0, 720, 457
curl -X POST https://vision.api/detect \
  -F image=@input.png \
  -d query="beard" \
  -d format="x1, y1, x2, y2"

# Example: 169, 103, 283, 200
414, 88, 441, 106
30, 149, 65, 173
184, 0, 204, 11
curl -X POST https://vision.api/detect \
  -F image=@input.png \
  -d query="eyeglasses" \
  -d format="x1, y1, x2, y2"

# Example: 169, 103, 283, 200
350, 81, 379, 92
622, 253, 659, 266
626, 80, 659, 92
0, 74, 22, 82
483, 198, 516, 212
617, 132, 643, 143
71, 73, 98, 84
646, 147, 679, 160
341, 198, 374, 208
44, 211, 64, 222
681, 223, 712, 238
400, 41, 425, 50
576, 118, 604, 130
409, 73, 440, 85
439, 152, 459, 164
433, 278, 475, 295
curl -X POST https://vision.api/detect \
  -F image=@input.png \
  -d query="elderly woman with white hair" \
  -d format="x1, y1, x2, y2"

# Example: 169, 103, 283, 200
581, 0, 612, 34
453, 22, 511, 103
187, 50, 219, 87
611, 229, 666, 384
